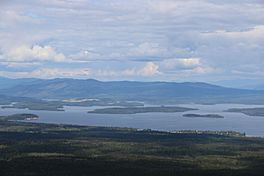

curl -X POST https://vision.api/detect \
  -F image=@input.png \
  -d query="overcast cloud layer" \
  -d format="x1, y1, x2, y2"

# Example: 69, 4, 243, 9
0, 0, 264, 84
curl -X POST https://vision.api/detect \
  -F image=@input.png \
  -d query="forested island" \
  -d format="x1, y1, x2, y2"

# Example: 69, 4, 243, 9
1, 102, 64, 111
0, 96, 144, 111
183, 114, 224, 118
226, 107, 264, 117
88, 106, 197, 114
0, 114, 39, 121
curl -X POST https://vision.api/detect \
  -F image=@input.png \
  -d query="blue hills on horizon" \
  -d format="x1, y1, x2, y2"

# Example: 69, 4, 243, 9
0, 77, 263, 104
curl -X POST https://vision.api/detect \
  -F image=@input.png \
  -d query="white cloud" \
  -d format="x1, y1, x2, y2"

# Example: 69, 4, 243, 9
0, 68, 91, 79
148, 0, 179, 13
0, 62, 160, 79
192, 66, 216, 74
38, 0, 88, 8
97, 62, 160, 77
178, 58, 201, 67
138, 62, 160, 76
3, 45, 66, 62
162, 58, 201, 69
0, 10, 37, 26
159, 57, 218, 78
1, 62, 41, 68
204, 25, 264, 40
69, 50, 101, 62
128, 43, 166, 57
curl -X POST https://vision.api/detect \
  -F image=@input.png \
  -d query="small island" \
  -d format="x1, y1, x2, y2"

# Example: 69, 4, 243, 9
183, 113, 224, 118
88, 106, 197, 114
0, 114, 39, 121
1, 102, 64, 111
225, 108, 264, 117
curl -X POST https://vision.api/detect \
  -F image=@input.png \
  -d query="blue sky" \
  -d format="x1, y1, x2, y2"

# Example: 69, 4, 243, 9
0, 0, 264, 84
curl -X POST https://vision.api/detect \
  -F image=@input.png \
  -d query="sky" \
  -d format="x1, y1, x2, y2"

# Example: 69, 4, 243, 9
0, 0, 264, 85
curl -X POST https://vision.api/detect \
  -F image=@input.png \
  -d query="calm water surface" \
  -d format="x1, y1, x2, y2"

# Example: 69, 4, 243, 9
1, 104, 264, 137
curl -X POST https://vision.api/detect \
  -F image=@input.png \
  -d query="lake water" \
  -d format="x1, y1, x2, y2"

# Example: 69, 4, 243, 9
1, 104, 264, 137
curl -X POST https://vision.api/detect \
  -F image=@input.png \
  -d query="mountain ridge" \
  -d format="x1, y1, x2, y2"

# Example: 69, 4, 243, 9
0, 77, 263, 104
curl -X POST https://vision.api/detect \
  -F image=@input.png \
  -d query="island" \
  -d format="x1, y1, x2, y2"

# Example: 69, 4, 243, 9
1, 102, 64, 111
0, 114, 39, 121
88, 106, 197, 114
0, 97, 144, 111
183, 113, 224, 118
225, 107, 264, 117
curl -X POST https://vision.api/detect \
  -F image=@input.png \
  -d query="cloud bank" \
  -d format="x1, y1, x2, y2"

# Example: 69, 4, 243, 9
0, 0, 264, 82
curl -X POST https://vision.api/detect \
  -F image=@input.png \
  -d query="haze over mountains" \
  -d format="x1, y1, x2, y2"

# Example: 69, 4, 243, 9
0, 77, 264, 104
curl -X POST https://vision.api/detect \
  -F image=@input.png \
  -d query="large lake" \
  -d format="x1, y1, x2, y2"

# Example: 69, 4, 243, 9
1, 104, 264, 137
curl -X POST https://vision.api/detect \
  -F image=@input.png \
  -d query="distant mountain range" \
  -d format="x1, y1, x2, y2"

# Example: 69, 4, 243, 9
0, 77, 264, 104
212, 79, 264, 90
